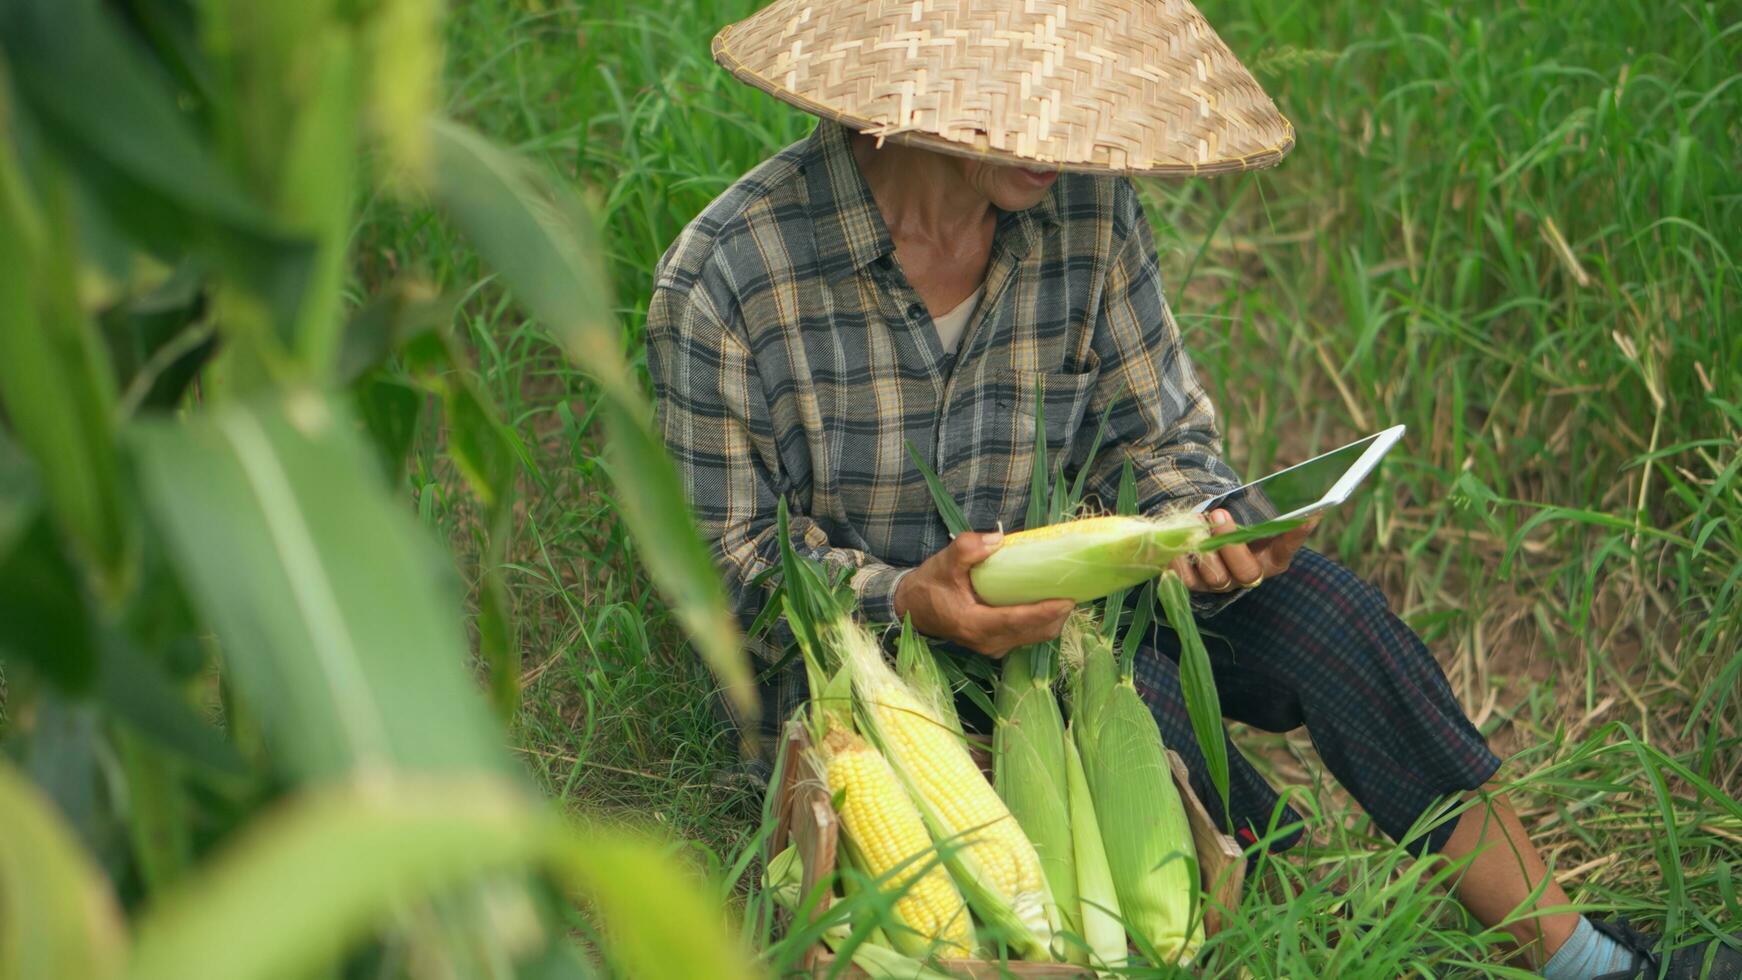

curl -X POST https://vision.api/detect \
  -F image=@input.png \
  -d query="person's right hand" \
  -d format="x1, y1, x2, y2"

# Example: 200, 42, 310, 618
892, 530, 1075, 658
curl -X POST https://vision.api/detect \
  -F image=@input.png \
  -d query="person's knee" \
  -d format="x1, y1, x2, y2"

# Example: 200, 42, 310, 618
1266, 551, 1433, 696
1297, 549, 1391, 613
1295, 551, 1404, 647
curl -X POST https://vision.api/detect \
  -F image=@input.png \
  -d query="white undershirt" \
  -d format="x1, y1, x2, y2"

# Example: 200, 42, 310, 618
930, 284, 985, 355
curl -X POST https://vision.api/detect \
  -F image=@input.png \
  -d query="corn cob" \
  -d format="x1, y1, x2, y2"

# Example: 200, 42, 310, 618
1068, 621, 1202, 964
837, 624, 1058, 960
822, 724, 975, 959
993, 643, 1080, 963
970, 514, 1209, 606
1064, 724, 1126, 968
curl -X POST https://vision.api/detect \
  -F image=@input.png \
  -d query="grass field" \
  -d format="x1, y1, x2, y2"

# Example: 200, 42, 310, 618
358, 0, 1740, 974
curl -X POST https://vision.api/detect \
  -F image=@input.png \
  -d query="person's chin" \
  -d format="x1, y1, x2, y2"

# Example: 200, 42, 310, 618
999, 167, 1057, 208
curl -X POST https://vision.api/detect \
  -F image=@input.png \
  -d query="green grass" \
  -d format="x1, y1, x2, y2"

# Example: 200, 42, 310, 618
357, 0, 1740, 974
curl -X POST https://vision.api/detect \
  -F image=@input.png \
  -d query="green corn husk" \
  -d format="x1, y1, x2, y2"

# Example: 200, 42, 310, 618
895, 616, 962, 736
1064, 724, 1126, 970
993, 641, 1081, 964
970, 513, 1210, 606
1068, 621, 1203, 965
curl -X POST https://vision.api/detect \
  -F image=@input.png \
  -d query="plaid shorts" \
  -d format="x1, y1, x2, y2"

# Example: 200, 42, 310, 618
1132, 548, 1502, 856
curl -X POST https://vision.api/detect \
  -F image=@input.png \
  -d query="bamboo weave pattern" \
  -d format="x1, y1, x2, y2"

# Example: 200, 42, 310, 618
714, 0, 1293, 175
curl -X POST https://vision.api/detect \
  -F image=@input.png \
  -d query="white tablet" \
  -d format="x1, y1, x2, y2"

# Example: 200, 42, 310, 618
1194, 425, 1407, 523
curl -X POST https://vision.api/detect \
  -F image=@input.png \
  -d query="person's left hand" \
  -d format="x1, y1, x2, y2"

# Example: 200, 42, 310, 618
1169, 509, 1316, 594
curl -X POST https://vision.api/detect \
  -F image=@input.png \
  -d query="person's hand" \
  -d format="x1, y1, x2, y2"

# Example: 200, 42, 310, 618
1169, 509, 1316, 594
893, 529, 1075, 658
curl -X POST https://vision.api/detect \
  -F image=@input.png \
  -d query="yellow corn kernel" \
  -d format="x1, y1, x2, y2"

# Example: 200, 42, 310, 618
837, 624, 1055, 957
824, 727, 974, 958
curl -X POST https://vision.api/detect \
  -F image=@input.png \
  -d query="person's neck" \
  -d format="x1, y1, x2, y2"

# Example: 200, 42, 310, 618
849, 134, 992, 249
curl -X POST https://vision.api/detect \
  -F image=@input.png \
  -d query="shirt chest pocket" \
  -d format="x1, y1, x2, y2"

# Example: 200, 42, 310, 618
995, 361, 1101, 511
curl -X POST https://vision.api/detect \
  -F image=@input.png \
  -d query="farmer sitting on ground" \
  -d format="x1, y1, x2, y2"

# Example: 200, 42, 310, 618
646, 1, 1737, 976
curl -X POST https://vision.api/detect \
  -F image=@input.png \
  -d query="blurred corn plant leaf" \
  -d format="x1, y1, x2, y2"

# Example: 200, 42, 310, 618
111, 730, 195, 896
0, 135, 134, 598
0, 0, 761, 971
94, 635, 246, 776
0, 767, 764, 980
0, 511, 100, 692
0, 0, 313, 343
549, 817, 761, 980
124, 775, 543, 980
97, 267, 217, 417
429, 118, 756, 721
0, 760, 127, 980
125, 775, 755, 980
129, 390, 513, 780
336, 280, 455, 385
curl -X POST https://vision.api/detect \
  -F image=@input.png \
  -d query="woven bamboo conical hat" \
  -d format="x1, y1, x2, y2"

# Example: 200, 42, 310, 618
713, 0, 1293, 176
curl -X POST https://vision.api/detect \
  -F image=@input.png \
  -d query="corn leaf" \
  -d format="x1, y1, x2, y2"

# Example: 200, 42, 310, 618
1120, 581, 1156, 680
431, 119, 754, 721
0, 512, 98, 692
130, 390, 512, 780
1048, 459, 1070, 526
905, 439, 970, 536
426, 119, 626, 394
1193, 515, 1312, 550
113, 730, 193, 896
0, 759, 126, 980
0, 137, 132, 598
0, 0, 313, 338
1026, 375, 1050, 531
1157, 571, 1230, 827
96, 635, 247, 776
125, 776, 757, 980
1067, 386, 1123, 508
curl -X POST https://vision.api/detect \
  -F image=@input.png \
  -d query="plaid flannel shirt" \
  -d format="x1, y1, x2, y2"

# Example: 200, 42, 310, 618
647, 121, 1262, 736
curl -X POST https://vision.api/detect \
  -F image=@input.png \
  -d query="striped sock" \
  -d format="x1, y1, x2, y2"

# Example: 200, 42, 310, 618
1542, 916, 1635, 979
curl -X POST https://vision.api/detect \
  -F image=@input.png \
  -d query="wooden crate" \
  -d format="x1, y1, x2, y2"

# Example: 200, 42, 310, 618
767, 720, 1244, 977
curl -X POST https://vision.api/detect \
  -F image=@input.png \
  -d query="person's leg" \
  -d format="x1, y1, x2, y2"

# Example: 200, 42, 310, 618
1141, 549, 1582, 958
1438, 785, 1579, 966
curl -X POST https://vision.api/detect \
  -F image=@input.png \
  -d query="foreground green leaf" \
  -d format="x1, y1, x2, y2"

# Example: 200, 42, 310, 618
0, 759, 125, 980
0, 132, 132, 597
0, 0, 312, 338
129, 390, 511, 780
126, 775, 759, 980
430, 119, 754, 721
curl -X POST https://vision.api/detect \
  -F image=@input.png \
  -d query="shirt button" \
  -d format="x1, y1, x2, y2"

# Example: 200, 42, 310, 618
907, 302, 925, 320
